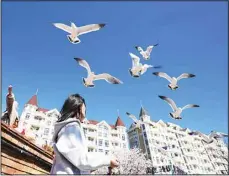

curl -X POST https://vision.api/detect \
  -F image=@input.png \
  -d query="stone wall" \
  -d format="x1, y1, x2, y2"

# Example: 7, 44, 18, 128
1, 122, 53, 174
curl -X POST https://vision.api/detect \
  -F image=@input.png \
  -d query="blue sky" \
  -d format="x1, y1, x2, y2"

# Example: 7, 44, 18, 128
2, 2, 228, 136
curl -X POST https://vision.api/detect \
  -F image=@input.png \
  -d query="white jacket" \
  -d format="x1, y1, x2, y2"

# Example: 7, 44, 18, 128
50, 118, 111, 174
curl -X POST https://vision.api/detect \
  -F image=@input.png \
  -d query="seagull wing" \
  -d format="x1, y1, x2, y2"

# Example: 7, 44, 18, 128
53, 23, 72, 34
152, 72, 173, 83
177, 73, 196, 81
146, 45, 154, 54
145, 121, 157, 127
158, 95, 178, 111
126, 112, 138, 123
182, 104, 199, 110
135, 46, 144, 52
201, 134, 213, 144
93, 73, 123, 84
219, 132, 228, 138
74, 58, 92, 76
129, 52, 141, 67
77, 23, 106, 36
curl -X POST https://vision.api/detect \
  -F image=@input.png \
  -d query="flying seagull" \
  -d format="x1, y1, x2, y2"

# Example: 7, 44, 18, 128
209, 131, 228, 139
188, 131, 214, 144
158, 95, 199, 120
153, 72, 195, 90
74, 58, 123, 88
129, 52, 161, 78
53, 22, 106, 44
126, 112, 156, 129
135, 44, 159, 60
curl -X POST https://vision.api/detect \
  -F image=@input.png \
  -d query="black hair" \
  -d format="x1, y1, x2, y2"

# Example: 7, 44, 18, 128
57, 94, 86, 122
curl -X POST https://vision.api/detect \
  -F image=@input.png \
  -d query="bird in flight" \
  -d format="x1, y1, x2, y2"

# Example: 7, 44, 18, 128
153, 72, 196, 90
74, 58, 123, 88
158, 95, 199, 120
126, 112, 156, 129
135, 44, 159, 60
188, 131, 219, 144
129, 52, 161, 78
53, 22, 106, 44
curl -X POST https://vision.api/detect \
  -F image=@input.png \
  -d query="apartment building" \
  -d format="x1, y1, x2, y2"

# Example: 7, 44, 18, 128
17, 94, 60, 147
81, 116, 129, 156
127, 106, 228, 174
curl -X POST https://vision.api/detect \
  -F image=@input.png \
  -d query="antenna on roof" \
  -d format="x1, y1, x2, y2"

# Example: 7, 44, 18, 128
36, 89, 39, 95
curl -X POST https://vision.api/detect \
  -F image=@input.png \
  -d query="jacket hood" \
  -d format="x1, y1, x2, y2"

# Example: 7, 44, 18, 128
52, 118, 82, 143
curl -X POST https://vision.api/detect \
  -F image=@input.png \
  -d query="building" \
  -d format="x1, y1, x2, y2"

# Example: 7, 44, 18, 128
17, 92, 129, 156
82, 116, 129, 156
17, 93, 60, 147
127, 105, 228, 175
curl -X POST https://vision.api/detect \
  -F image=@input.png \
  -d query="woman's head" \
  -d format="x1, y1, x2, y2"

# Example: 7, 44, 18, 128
57, 94, 86, 123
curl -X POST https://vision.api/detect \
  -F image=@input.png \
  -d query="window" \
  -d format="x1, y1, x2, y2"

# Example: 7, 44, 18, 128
105, 150, 109, 155
47, 121, 51, 125
172, 145, 175, 148
123, 143, 126, 148
103, 133, 108, 137
88, 148, 93, 152
44, 128, 49, 135
25, 113, 30, 120
104, 126, 108, 130
31, 125, 39, 131
122, 134, 125, 141
98, 132, 102, 137
99, 125, 103, 130
99, 149, 103, 152
174, 153, 178, 157
142, 124, 145, 130
99, 140, 103, 146
105, 140, 109, 147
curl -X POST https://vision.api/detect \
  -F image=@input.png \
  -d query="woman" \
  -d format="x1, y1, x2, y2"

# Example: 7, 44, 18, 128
50, 93, 119, 174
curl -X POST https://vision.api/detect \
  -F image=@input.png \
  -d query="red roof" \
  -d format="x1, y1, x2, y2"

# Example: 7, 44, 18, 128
37, 107, 49, 113
88, 120, 99, 125
109, 124, 116, 129
115, 116, 125, 127
88, 120, 118, 129
27, 95, 38, 106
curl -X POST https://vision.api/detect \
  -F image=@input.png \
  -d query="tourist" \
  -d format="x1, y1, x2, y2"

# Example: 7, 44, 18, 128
50, 93, 119, 174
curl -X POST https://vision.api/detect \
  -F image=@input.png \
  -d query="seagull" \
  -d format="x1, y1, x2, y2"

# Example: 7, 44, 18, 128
129, 52, 161, 77
135, 44, 159, 60
153, 72, 196, 90
158, 95, 199, 120
53, 22, 106, 44
126, 112, 156, 129
209, 131, 228, 139
188, 131, 214, 144
74, 58, 123, 88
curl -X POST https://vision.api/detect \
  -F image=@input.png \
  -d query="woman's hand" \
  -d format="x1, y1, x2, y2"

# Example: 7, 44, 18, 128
110, 158, 119, 168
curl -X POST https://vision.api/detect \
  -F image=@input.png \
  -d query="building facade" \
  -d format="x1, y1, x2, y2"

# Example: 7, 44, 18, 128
17, 94, 60, 147
17, 94, 129, 156
82, 116, 129, 156
127, 106, 228, 175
